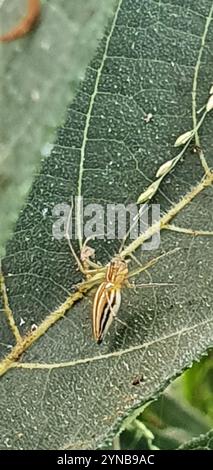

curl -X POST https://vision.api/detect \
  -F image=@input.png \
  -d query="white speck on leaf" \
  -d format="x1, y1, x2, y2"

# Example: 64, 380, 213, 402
41, 143, 54, 157
144, 113, 153, 123
31, 89, 40, 102
42, 208, 48, 217
31, 324, 38, 332
41, 41, 50, 51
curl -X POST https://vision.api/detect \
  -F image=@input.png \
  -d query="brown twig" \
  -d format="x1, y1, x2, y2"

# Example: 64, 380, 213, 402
0, 0, 41, 42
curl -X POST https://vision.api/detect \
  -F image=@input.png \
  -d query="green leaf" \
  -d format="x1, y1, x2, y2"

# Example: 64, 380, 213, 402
116, 378, 211, 450
178, 430, 213, 450
0, 0, 213, 450
0, 0, 116, 254
183, 352, 213, 423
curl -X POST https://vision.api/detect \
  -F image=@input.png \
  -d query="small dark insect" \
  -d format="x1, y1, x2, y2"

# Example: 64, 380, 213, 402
132, 374, 144, 386
0, 0, 41, 42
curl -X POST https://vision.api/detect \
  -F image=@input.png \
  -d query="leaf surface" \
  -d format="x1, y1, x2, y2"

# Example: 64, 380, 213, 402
0, 0, 213, 450
179, 430, 213, 450
0, 0, 116, 253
